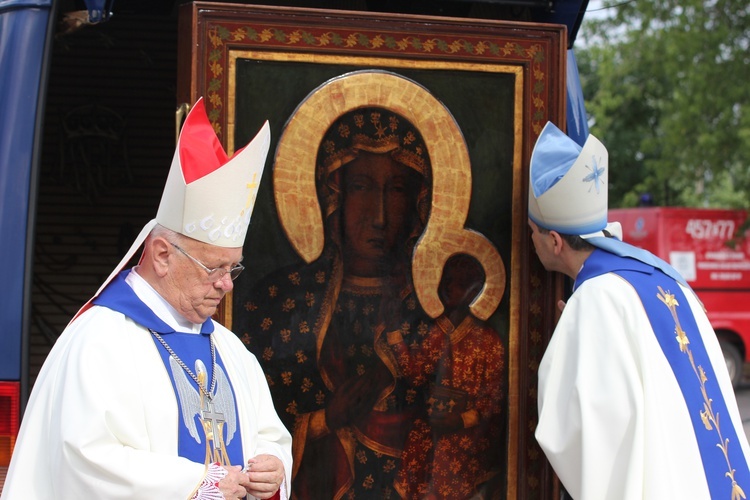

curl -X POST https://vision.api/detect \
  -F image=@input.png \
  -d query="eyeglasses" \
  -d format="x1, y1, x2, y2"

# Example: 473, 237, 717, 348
171, 243, 244, 281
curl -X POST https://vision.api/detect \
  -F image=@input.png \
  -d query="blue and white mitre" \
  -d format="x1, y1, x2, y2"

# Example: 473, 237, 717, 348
529, 121, 687, 286
528, 121, 608, 235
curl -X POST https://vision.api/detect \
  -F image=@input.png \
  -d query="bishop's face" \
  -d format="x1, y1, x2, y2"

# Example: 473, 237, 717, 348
167, 239, 244, 324
340, 152, 419, 278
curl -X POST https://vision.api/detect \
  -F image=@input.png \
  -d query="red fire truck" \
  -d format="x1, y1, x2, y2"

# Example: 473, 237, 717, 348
611, 207, 750, 387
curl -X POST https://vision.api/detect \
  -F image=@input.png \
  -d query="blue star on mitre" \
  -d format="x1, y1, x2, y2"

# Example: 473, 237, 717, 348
582, 154, 605, 194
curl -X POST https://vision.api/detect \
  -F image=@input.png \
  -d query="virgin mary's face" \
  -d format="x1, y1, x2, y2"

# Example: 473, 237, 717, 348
341, 151, 419, 277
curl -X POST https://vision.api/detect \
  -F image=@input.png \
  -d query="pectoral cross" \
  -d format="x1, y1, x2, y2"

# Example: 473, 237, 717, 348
202, 399, 226, 442
201, 398, 228, 465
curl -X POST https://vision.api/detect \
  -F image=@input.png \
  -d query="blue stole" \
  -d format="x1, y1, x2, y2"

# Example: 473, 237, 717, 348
576, 250, 750, 498
94, 271, 244, 467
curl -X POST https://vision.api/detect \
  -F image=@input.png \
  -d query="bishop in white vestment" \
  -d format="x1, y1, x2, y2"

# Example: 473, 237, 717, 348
2, 98, 292, 499
529, 122, 750, 499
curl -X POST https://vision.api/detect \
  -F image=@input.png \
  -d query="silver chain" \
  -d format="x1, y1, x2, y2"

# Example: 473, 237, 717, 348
149, 329, 216, 400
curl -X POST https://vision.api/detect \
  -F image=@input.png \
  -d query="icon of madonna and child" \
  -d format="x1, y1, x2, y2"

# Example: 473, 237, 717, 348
236, 70, 508, 499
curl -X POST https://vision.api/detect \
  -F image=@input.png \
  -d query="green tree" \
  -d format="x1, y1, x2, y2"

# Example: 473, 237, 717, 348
577, 0, 750, 209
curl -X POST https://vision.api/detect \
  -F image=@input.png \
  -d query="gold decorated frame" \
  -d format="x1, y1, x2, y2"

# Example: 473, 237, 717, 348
178, 3, 567, 498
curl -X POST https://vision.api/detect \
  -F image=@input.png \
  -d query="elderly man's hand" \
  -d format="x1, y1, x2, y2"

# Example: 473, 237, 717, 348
245, 454, 285, 499
218, 465, 252, 499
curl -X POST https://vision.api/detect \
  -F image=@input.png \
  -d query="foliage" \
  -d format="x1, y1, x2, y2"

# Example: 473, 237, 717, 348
576, 0, 750, 209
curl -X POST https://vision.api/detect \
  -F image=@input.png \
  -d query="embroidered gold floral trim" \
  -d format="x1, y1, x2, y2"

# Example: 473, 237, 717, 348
657, 286, 746, 499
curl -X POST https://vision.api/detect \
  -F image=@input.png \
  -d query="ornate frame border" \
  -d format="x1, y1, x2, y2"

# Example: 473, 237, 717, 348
178, 4, 566, 498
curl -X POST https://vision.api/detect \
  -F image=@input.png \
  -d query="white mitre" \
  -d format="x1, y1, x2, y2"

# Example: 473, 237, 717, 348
156, 98, 270, 247
528, 121, 608, 236
72, 97, 270, 320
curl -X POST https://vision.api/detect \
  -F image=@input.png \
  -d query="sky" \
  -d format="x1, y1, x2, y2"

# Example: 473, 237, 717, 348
583, 0, 616, 20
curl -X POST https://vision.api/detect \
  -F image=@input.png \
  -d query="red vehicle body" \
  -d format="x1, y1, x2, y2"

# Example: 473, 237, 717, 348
611, 207, 750, 387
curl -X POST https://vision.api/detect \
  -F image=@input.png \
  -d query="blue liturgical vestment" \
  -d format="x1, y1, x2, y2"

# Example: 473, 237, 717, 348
1, 269, 292, 499
536, 249, 750, 499
95, 272, 245, 467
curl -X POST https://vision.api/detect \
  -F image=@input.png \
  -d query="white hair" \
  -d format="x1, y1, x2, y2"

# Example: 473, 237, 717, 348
149, 224, 182, 244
